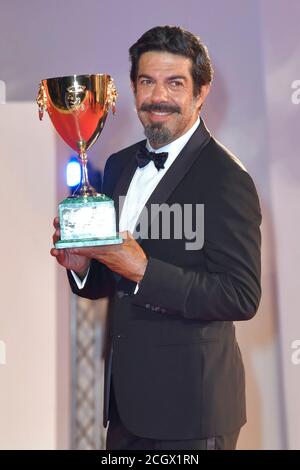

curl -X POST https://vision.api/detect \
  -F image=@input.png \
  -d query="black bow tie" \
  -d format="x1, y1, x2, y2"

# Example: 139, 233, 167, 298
136, 144, 168, 171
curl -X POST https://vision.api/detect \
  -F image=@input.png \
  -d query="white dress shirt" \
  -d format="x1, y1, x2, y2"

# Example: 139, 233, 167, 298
72, 116, 200, 289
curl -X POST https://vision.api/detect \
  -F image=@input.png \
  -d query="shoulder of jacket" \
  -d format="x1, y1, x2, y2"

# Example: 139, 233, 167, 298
206, 137, 248, 173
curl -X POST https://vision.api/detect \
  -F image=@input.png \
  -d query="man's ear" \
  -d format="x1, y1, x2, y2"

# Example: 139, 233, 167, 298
196, 84, 211, 110
200, 84, 211, 101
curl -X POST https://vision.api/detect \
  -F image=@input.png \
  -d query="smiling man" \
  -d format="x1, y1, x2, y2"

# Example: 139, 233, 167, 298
134, 50, 209, 147
51, 26, 262, 450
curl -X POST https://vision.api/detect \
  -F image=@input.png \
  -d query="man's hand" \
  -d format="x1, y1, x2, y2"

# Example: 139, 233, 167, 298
68, 231, 148, 283
50, 217, 90, 278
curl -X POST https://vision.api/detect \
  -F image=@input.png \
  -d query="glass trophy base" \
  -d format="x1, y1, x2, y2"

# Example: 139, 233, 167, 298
56, 194, 122, 250
55, 235, 123, 249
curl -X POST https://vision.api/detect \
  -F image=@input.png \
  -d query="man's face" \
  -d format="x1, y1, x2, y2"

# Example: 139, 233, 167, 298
133, 51, 210, 148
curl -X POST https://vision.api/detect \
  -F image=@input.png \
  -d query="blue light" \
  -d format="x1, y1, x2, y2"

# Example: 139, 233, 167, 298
66, 158, 81, 187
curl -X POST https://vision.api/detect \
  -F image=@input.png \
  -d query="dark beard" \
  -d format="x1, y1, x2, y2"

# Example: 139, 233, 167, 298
144, 123, 173, 147
140, 102, 181, 147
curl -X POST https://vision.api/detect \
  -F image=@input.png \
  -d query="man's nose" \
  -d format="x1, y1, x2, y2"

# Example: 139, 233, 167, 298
150, 82, 169, 102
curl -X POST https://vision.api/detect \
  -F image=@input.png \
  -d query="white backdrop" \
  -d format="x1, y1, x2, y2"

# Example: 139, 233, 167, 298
0, 103, 61, 448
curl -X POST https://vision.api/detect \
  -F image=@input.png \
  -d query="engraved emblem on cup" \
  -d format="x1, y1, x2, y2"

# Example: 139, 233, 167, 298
65, 84, 86, 110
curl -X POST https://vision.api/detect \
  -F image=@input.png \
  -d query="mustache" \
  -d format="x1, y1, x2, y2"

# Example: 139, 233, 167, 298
140, 102, 181, 114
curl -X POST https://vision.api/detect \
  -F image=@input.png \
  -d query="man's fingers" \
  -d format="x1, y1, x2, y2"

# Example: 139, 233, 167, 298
52, 218, 61, 243
53, 217, 60, 229
50, 247, 59, 257
52, 228, 61, 244
50, 247, 67, 264
50, 247, 62, 257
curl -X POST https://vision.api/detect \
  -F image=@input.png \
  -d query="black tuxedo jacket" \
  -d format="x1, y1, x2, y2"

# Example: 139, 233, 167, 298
68, 119, 262, 440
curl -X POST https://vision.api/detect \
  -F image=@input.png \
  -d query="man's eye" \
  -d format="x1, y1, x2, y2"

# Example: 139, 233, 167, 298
140, 79, 153, 85
169, 81, 183, 88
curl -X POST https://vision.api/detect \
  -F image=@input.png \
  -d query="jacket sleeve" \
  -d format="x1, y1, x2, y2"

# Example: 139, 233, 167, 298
133, 168, 262, 322
67, 259, 116, 300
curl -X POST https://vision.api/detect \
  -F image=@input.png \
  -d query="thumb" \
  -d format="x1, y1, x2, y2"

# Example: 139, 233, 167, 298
119, 230, 133, 240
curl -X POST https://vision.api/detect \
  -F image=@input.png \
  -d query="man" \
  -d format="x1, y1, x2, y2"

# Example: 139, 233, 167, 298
51, 26, 261, 450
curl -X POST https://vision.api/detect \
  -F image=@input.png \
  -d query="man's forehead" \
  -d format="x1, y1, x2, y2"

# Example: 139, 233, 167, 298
137, 51, 193, 75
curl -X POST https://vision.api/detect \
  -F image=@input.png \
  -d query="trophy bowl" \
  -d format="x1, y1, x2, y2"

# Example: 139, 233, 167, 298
37, 74, 122, 248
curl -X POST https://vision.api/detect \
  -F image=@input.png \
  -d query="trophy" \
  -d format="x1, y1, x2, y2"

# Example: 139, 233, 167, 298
36, 74, 122, 248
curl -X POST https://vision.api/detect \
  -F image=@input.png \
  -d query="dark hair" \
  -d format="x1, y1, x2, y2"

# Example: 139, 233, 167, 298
129, 25, 214, 96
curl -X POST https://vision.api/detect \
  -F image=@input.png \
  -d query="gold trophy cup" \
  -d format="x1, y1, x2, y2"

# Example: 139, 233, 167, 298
37, 74, 122, 248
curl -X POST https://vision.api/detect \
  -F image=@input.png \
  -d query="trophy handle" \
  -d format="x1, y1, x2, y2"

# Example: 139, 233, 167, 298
36, 82, 47, 120
107, 78, 117, 114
